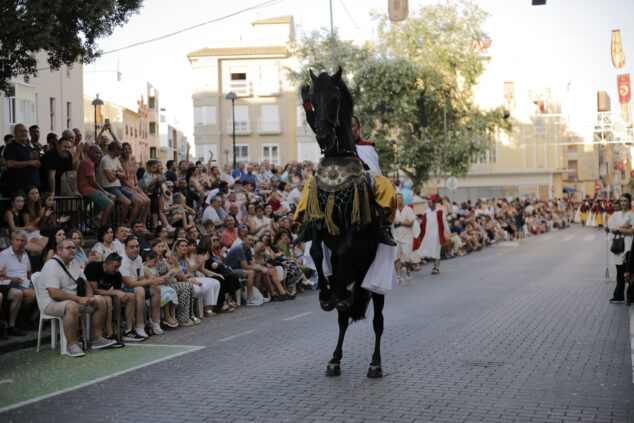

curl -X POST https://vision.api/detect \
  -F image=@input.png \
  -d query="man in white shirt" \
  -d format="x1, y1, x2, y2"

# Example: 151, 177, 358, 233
120, 237, 163, 336
393, 193, 416, 282
287, 181, 304, 208
202, 196, 223, 225
112, 224, 128, 256
0, 231, 37, 332
37, 238, 115, 356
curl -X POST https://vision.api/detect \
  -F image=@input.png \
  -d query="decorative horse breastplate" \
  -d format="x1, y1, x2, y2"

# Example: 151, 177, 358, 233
304, 157, 375, 236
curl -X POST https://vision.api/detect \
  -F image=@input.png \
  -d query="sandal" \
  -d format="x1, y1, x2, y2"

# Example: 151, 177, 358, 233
221, 304, 236, 313
432, 267, 439, 275
203, 310, 216, 317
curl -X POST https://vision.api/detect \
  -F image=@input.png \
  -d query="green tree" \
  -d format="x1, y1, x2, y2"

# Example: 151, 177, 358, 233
0, 0, 143, 93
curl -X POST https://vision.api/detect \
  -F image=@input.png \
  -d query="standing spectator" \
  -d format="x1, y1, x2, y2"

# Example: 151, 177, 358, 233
232, 162, 246, 181
243, 164, 257, 186
46, 132, 58, 152
120, 237, 163, 336
98, 141, 144, 224
77, 144, 115, 226
608, 194, 634, 304
40, 136, 82, 195
417, 196, 450, 275
4, 124, 40, 194
37, 238, 116, 356
393, 193, 415, 282
28, 125, 44, 155
164, 160, 177, 183
120, 142, 151, 225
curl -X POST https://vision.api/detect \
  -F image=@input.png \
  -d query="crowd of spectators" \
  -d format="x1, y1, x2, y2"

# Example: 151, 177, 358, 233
0, 122, 578, 356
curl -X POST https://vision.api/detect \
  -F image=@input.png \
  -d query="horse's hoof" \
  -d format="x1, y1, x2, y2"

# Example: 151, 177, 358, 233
320, 292, 337, 311
367, 364, 383, 378
336, 291, 353, 311
320, 299, 336, 311
326, 363, 341, 377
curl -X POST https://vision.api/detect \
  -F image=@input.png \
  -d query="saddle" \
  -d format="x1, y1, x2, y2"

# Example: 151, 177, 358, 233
304, 157, 374, 235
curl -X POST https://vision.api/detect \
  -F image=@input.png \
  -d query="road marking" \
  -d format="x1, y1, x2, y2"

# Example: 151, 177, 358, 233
563, 235, 574, 241
218, 330, 254, 342
0, 346, 203, 414
0, 379, 14, 385
583, 234, 597, 241
500, 242, 520, 247
283, 312, 313, 321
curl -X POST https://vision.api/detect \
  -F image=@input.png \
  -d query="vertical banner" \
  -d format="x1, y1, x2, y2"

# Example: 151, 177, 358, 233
503, 82, 515, 110
388, 0, 408, 22
611, 30, 625, 69
618, 74, 632, 122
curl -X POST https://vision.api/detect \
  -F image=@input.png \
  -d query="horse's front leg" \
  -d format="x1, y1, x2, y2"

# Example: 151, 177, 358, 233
326, 309, 350, 376
310, 232, 336, 311
367, 293, 385, 378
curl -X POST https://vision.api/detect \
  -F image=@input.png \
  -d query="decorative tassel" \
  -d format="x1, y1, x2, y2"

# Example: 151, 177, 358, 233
351, 183, 360, 225
304, 179, 324, 224
362, 182, 371, 224
324, 193, 340, 235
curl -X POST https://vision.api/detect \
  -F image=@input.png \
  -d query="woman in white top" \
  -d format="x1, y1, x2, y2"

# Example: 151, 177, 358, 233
606, 194, 634, 303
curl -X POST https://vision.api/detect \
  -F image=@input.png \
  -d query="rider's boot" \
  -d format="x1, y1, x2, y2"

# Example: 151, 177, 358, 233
374, 205, 396, 246
291, 226, 312, 245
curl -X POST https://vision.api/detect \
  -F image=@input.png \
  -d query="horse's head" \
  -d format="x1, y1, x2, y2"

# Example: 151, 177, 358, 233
308, 67, 354, 156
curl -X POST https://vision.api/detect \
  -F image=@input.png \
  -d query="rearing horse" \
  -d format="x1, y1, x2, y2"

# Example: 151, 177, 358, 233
300, 67, 386, 378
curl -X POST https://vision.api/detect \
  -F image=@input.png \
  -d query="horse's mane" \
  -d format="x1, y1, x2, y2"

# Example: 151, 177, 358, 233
337, 78, 354, 116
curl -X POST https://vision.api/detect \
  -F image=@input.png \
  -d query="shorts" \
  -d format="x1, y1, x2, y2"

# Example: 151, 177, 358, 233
86, 189, 114, 211
122, 285, 152, 298
395, 239, 413, 263
230, 269, 246, 279
44, 298, 98, 317
105, 186, 134, 200
9, 281, 34, 292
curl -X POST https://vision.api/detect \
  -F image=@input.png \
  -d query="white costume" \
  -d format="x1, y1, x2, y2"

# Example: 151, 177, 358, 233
416, 208, 449, 260
355, 144, 381, 175
606, 210, 633, 266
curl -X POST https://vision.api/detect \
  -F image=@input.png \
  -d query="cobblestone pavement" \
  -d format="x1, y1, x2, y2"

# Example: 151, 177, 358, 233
2, 226, 633, 422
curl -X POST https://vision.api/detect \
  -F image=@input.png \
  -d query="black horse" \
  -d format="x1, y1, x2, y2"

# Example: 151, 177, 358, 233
301, 67, 386, 378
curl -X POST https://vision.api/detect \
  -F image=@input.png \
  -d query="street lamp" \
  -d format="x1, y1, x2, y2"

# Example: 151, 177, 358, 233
225, 91, 237, 169
91, 94, 104, 143
388, 140, 399, 181
223, 148, 230, 166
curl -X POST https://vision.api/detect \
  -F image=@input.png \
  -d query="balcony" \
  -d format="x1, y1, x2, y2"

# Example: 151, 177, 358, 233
254, 82, 280, 97
228, 80, 250, 97
226, 119, 251, 135
257, 119, 281, 134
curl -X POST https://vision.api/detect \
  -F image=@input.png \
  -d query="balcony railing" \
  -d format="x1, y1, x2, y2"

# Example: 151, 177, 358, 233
226, 119, 251, 135
228, 80, 250, 97
257, 119, 281, 134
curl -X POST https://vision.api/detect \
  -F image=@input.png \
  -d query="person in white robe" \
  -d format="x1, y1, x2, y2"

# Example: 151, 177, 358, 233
418, 196, 450, 274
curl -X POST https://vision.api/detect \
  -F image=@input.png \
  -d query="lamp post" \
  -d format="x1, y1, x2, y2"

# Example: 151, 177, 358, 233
388, 139, 399, 181
223, 149, 230, 166
91, 94, 104, 143
225, 91, 237, 169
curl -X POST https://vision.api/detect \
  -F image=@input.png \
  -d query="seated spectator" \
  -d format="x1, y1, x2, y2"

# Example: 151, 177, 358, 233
169, 193, 195, 229
202, 196, 223, 226
198, 235, 239, 312
84, 253, 134, 346
143, 250, 178, 328
37, 238, 116, 356
187, 226, 201, 245
4, 124, 40, 195
120, 142, 151, 224
4, 192, 48, 256
42, 227, 66, 263
77, 144, 115, 226
220, 216, 238, 248
31, 190, 70, 234
69, 230, 88, 268
254, 233, 294, 301
224, 234, 264, 306
120, 237, 163, 337
0, 231, 38, 335
155, 226, 170, 243
247, 205, 271, 239
91, 224, 118, 261
131, 220, 150, 252
142, 159, 172, 230
273, 229, 311, 291
202, 220, 216, 236
112, 224, 129, 256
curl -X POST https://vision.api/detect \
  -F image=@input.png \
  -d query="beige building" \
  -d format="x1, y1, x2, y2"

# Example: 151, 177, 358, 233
0, 52, 83, 139
187, 16, 298, 167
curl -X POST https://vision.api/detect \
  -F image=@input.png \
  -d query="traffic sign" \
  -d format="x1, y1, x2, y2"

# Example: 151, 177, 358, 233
446, 176, 459, 192
595, 183, 601, 190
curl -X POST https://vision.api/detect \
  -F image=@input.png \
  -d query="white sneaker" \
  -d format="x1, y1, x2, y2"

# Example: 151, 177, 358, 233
135, 326, 149, 338
151, 321, 164, 335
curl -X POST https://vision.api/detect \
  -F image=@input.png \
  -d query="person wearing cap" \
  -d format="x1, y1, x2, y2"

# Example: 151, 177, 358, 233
418, 195, 450, 275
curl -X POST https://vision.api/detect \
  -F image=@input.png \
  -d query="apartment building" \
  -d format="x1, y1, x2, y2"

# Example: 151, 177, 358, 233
187, 16, 297, 167
0, 52, 83, 139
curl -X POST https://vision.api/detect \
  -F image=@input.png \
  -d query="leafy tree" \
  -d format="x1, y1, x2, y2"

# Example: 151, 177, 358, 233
0, 0, 143, 93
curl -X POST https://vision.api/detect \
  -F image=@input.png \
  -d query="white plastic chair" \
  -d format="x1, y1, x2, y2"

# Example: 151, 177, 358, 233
32, 272, 88, 355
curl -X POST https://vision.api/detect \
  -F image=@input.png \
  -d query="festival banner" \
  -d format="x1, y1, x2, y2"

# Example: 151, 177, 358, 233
388, 0, 408, 22
611, 30, 625, 69
471, 39, 492, 54
503, 82, 515, 110
617, 74, 632, 123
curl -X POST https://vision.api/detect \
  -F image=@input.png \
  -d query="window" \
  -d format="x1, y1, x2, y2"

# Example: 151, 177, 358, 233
66, 102, 72, 128
227, 105, 250, 134
134, 128, 137, 138
257, 104, 280, 134
231, 72, 247, 81
567, 160, 578, 181
257, 65, 279, 96
234, 144, 249, 162
229, 67, 249, 96
148, 96, 156, 109
4, 83, 36, 132
125, 125, 129, 135
194, 106, 217, 126
50, 98, 56, 131
197, 144, 218, 163
192, 66, 218, 91
150, 147, 157, 159
149, 122, 157, 135
262, 143, 280, 165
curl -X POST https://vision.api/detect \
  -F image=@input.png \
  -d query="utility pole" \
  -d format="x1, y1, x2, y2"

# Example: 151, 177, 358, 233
329, 0, 336, 72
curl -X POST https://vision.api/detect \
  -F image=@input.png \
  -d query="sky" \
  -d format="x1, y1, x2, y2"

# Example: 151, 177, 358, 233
87, 0, 634, 146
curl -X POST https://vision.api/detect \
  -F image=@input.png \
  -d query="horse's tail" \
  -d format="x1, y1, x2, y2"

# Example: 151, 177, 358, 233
348, 280, 372, 322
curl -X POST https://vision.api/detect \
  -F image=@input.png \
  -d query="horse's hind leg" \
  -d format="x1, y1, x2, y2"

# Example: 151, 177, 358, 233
367, 293, 384, 378
326, 309, 349, 376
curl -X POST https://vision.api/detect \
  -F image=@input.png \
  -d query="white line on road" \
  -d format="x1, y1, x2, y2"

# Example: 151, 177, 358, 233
583, 234, 597, 241
0, 379, 14, 384
563, 235, 574, 241
218, 330, 254, 342
283, 312, 313, 321
500, 242, 520, 247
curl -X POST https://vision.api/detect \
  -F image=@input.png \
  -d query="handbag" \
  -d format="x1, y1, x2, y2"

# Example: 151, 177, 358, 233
52, 257, 87, 297
610, 234, 625, 254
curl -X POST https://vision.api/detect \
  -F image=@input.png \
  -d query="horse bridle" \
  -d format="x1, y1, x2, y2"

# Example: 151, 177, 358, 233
313, 88, 356, 156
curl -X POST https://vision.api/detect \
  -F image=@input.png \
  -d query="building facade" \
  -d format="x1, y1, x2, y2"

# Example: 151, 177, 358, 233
0, 52, 83, 139
187, 16, 298, 167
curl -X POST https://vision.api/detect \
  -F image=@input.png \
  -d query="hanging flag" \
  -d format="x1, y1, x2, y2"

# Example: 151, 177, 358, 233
533, 100, 545, 113
388, 0, 408, 22
618, 74, 632, 122
504, 82, 516, 110
611, 30, 625, 69
471, 40, 492, 54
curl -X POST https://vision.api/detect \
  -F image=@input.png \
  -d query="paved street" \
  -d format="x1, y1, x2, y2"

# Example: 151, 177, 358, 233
2, 225, 633, 422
